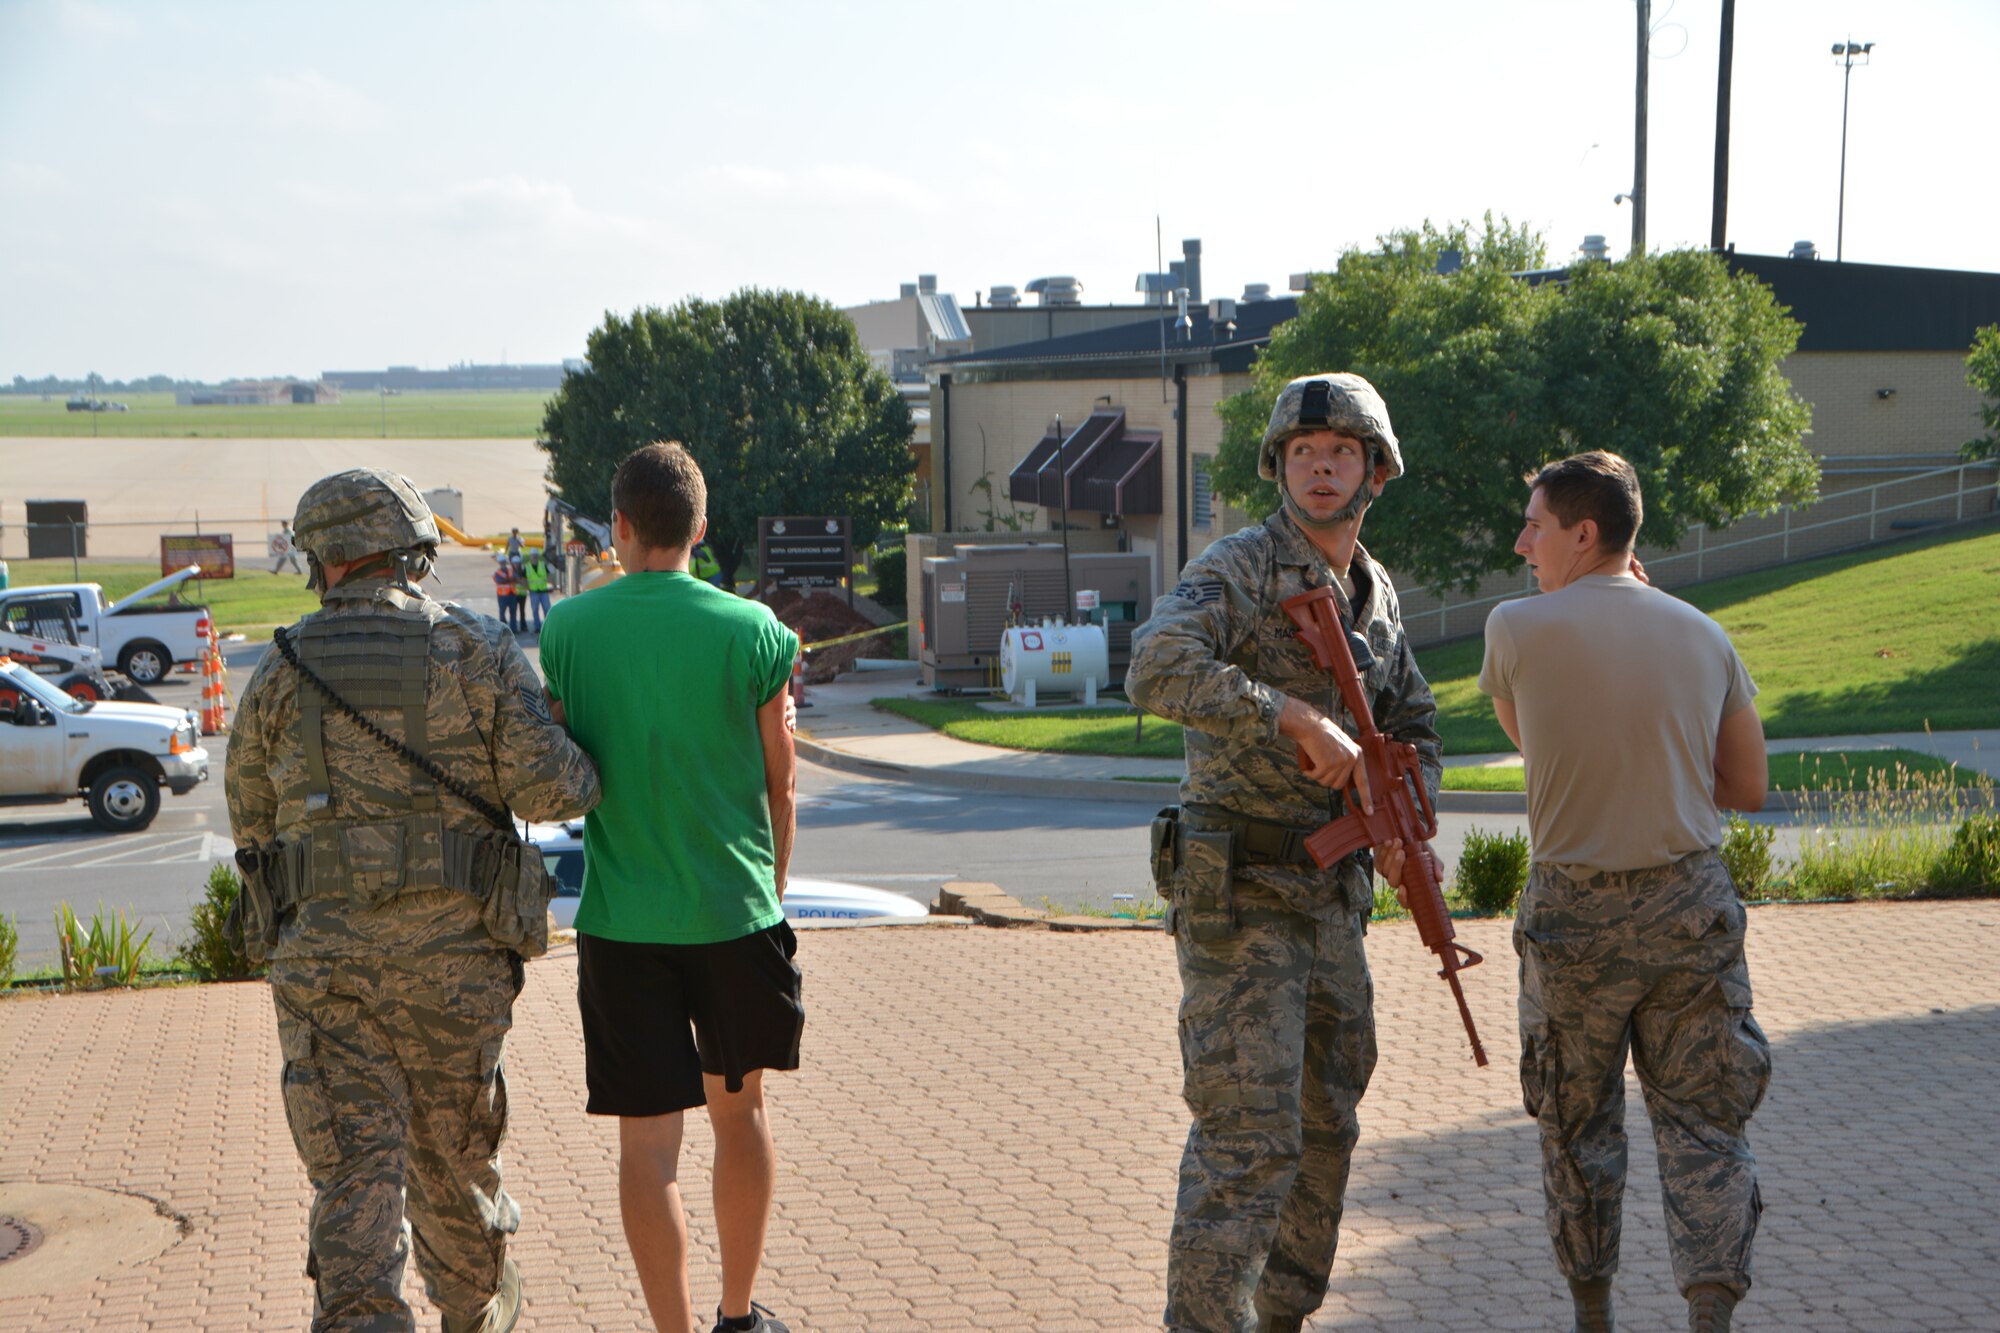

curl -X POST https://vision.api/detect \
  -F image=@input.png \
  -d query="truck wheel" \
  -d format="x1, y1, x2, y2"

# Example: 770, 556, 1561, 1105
60, 675, 103, 703
119, 641, 171, 685
88, 765, 160, 832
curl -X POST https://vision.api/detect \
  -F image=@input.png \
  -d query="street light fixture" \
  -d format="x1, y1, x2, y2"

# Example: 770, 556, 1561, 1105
1831, 38, 1875, 262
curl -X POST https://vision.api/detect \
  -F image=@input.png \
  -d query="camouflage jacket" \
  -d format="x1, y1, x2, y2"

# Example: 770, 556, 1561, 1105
225, 575, 601, 960
1126, 509, 1442, 917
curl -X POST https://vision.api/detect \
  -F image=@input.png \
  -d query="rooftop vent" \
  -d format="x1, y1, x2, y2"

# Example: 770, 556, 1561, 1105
918, 274, 937, 294
1580, 234, 1610, 261
1789, 239, 1820, 261
1135, 272, 1176, 306
988, 285, 1020, 308
900, 282, 918, 299
1288, 273, 1315, 293
1026, 276, 1083, 306
1241, 282, 1273, 303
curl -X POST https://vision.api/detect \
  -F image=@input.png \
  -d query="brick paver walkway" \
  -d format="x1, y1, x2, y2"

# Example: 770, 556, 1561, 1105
3, 902, 1997, 1331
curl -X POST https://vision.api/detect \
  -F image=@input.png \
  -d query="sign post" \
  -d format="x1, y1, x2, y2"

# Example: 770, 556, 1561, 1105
757, 516, 853, 606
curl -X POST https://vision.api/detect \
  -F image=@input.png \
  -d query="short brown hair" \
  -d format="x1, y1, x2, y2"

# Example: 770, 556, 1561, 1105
612, 441, 706, 551
1527, 451, 1642, 553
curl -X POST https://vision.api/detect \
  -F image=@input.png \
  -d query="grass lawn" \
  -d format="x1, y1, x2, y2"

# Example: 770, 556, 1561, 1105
0, 390, 551, 439
871, 697, 1187, 760
1437, 748, 1967, 794
6, 559, 319, 635
1430, 524, 2000, 752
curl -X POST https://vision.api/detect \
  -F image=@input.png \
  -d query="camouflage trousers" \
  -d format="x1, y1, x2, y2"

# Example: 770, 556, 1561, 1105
1165, 903, 1377, 1333
269, 950, 523, 1332
1515, 850, 1771, 1299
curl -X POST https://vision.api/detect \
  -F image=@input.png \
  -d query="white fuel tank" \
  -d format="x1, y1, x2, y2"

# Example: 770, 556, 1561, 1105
1000, 619, 1110, 707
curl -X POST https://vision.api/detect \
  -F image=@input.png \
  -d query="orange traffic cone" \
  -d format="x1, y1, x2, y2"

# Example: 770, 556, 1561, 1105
790, 655, 811, 710
199, 630, 229, 735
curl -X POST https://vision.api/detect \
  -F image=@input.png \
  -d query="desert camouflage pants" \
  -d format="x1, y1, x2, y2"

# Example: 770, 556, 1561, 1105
1515, 850, 1771, 1299
1165, 904, 1377, 1333
269, 950, 523, 1332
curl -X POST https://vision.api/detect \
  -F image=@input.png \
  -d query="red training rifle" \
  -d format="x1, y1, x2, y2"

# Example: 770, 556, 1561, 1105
1280, 586, 1488, 1068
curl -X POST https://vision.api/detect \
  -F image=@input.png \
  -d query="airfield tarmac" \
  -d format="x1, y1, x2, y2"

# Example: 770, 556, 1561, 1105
0, 437, 551, 559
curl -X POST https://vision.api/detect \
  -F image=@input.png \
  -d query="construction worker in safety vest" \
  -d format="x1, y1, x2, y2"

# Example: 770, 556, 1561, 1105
692, 539, 724, 588
522, 550, 552, 633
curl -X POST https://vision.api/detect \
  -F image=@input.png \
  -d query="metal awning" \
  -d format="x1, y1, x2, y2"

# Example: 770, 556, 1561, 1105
1006, 409, 1163, 516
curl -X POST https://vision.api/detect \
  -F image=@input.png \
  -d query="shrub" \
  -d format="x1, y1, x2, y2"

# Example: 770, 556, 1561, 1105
0, 913, 17, 986
1786, 767, 1971, 901
871, 543, 906, 610
176, 863, 266, 980
1929, 812, 2000, 897
54, 902, 153, 990
1720, 815, 1778, 898
1452, 826, 1531, 915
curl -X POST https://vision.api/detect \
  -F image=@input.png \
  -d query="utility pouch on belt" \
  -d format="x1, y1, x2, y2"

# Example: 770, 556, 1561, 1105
480, 836, 555, 960
1175, 816, 1238, 943
225, 846, 281, 964
1149, 807, 1180, 888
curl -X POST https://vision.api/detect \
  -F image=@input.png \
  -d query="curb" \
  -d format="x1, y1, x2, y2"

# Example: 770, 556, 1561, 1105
936, 881, 1162, 933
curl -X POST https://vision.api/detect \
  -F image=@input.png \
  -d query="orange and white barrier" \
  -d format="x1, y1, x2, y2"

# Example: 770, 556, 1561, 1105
199, 623, 230, 735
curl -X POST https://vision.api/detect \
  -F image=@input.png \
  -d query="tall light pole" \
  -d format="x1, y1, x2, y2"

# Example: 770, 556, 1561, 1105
1832, 39, 1875, 262
1630, 0, 1650, 258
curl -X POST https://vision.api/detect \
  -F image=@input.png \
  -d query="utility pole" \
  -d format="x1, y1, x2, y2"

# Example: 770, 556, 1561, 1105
1711, 0, 1736, 251
1631, 0, 1650, 258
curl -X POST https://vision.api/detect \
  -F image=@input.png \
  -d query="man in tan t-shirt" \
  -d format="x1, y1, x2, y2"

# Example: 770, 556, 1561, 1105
1477, 452, 1772, 1333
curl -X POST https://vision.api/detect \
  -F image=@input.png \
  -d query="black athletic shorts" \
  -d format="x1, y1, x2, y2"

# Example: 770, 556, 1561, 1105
576, 921, 804, 1116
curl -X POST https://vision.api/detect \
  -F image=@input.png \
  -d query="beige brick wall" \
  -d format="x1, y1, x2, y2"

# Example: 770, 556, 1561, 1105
1784, 349, 1985, 467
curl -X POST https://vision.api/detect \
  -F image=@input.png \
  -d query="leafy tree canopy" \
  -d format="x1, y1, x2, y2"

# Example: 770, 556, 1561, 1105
1215, 216, 1818, 591
540, 288, 914, 582
1966, 324, 2000, 460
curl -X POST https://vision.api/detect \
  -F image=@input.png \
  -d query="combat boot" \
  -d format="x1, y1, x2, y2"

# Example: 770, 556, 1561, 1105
441, 1258, 521, 1333
1254, 1315, 1305, 1333
1566, 1275, 1615, 1333
1686, 1283, 1738, 1333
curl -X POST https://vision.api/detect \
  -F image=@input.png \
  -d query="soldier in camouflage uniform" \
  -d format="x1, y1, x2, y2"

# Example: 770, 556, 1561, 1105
225, 468, 601, 1333
1479, 452, 1772, 1333
1127, 373, 1442, 1333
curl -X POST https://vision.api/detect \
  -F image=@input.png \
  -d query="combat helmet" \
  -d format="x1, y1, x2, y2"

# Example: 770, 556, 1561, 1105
1259, 373, 1403, 482
291, 468, 440, 590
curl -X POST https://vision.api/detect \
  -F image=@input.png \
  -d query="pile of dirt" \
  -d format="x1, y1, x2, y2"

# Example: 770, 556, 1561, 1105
765, 589, 895, 683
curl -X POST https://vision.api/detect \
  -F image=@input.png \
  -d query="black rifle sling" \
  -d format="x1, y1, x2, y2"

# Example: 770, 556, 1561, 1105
273, 626, 514, 831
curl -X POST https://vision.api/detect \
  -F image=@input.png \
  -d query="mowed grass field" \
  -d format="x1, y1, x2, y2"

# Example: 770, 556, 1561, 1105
878, 522, 2000, 765
0, 390, 552, 438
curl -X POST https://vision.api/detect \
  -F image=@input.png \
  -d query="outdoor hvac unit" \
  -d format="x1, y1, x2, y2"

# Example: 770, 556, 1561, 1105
918, 544, 1152, 691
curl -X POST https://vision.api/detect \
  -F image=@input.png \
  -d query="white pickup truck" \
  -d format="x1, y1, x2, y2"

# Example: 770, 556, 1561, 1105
0, 657, 210, 831
0, 567, 213, 686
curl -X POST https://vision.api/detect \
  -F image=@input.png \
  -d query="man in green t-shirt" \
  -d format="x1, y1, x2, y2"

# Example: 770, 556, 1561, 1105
539, 441, 800, 1333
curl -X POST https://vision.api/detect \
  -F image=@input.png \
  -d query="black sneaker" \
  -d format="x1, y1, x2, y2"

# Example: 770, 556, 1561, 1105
712, 1302, 791, 1333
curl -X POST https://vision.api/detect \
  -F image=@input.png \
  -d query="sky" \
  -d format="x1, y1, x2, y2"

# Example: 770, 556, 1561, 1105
4, 0, 1995, 382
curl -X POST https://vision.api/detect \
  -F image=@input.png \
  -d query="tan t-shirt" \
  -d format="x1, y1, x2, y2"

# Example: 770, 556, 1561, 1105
1478, 574, 1756, 875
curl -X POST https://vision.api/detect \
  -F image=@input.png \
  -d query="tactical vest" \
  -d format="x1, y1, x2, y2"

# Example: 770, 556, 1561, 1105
280, 595, 500, 911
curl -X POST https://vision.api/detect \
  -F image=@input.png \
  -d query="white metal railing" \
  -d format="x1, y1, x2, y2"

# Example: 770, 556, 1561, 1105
1405, 459, 2000, 641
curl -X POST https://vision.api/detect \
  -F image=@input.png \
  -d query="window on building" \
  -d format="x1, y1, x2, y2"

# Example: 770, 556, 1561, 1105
1192, 456, 1214, 530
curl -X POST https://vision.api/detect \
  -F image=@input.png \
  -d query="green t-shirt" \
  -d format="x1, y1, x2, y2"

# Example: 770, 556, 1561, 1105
539, 571, 798, 944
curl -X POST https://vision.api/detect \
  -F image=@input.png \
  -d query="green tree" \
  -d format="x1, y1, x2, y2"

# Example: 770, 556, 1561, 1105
1215, 219, 1817, 591
540, 289, 914, 585
1965, 324, 2000, 461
